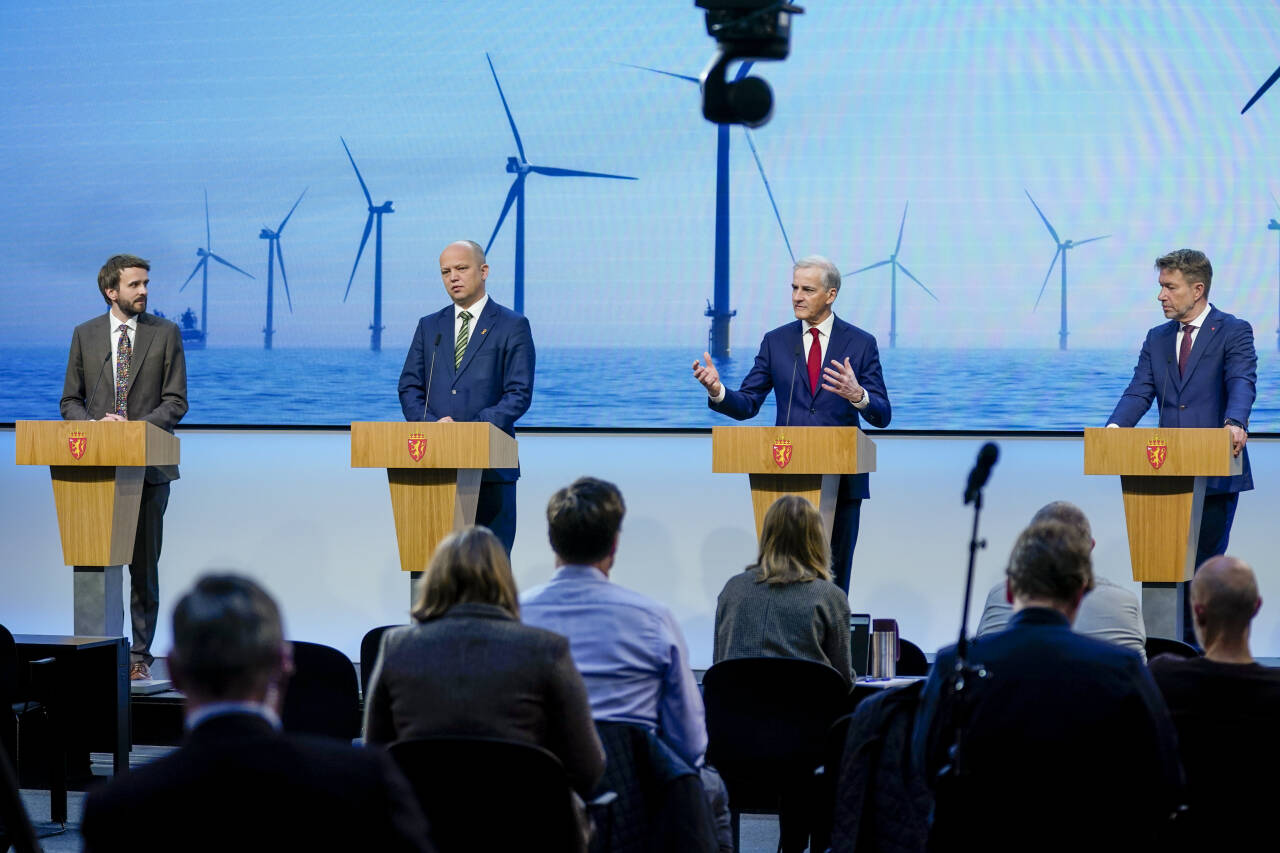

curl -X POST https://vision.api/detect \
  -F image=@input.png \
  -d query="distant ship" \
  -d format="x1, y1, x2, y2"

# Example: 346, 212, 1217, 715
153, 308, 206, 349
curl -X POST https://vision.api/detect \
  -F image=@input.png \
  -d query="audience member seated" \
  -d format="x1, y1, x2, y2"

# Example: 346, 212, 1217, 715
1149, 555, 1280, 848
363, 525, 605, 797
81, 574, 433, 853
913, 521, 1182, 852
715, 494, 852, 684
975, 500, 1146, 659
521, 476, 731, 852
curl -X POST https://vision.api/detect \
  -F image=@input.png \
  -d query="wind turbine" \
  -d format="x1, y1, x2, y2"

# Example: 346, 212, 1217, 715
846, 202, 937, 348
340, 137, 393, 352
179, 189, 255, 347
1241, 63, 1280, 114
484, 52, 637, 316
624, 61, 795, 360
1268, 191, 1280, 351
259, 189, 305, 351
1025, 190, 1110, 351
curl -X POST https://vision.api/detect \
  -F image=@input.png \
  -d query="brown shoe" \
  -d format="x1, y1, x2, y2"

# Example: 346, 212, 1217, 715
129, 662, 151, 681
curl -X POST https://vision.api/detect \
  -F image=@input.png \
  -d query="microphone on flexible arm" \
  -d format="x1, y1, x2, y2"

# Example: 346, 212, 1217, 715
963, 442, 999, 506
421, 333, 442, 422
783, 343, 802, 427
1158, 355, 1173, 427
84, 350, 112, 417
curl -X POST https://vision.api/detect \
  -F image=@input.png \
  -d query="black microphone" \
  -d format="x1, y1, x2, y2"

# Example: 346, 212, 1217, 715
1158, 355, 1173, 427
963, 442, 999, 505
85, 350, 111, 417
784, 343, 802, 427
422, 333, 442, 422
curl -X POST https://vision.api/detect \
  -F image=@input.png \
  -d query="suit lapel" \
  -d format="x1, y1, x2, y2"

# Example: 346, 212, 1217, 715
126, 315, 157, 395
1179, 308, 1220, 387
86, 315, 114, 415
454, 301, 498, 379
818, 316, 855, 402
786, 320, 814, 403
1154, 321, 1183, 393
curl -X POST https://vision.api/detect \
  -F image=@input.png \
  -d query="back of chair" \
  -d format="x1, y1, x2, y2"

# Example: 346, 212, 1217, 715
896, 638, 930, 676
281, 641, 361, 741
389, 736, 582, 853
358, 624, 402, 699
1146, 636, 1200, 660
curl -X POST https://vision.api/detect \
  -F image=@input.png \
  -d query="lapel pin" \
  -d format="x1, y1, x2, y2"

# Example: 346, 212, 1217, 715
481, 329, 487, 334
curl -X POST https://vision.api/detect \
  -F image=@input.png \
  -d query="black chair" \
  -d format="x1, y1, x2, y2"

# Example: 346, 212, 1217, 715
0, 625, 61, 825
281, 641, 361, 742
591, 721, 716, 853
810, 711, 855, 853
702, 657, 851, 852
897, 638, 930, 676
358, 624, 403, 700
0, 743, 41, 853
389, 735, 590, 853
1146, 637, 1200, 660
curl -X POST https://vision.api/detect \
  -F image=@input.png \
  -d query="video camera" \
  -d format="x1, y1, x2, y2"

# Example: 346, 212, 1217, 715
696, 0, 804, 127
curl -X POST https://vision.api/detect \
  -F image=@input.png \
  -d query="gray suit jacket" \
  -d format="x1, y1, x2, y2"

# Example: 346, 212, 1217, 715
362, 602, 605, 796
60, 311, 188, 483
713, 570, 853, 684
976, 576, 1147, 661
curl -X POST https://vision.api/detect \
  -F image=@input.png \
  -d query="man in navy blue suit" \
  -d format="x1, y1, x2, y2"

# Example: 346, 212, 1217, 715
693, 255, 891, 592
398, 241, 535, 553
1107, 249, 1256, 641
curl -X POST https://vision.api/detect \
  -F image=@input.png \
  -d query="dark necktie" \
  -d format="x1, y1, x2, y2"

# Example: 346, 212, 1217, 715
1178, 323, 1194, 377
114, 324, 131, 416
807, 327, 822, 395
455, 310, 472, 369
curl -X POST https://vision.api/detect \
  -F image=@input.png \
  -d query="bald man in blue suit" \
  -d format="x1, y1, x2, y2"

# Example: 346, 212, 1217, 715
694, 255, 891, 592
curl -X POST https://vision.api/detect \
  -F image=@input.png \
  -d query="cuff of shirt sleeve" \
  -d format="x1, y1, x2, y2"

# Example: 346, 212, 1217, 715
709, 385, 726, 404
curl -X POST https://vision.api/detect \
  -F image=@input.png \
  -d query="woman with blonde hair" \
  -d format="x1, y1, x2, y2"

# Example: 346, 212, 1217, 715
363, 525, 604, 796
713, 495, 853, 684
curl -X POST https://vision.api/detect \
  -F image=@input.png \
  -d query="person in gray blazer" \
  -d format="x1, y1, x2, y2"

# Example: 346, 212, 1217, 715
59, 254, 188, 681
363, 526, 605, 797
713, 495, 853, 685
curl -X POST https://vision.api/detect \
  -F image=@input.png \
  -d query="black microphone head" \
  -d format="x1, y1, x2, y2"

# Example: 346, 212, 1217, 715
433, 333, 442, 346
794, 344, 802, 356
977, 442, 998, 467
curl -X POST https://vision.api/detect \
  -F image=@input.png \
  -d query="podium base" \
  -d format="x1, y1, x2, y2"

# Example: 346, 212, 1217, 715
73, 565, 124, 637
1141, 582, 1186, 642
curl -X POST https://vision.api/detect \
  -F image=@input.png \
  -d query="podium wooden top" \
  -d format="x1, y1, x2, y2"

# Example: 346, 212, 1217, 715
711, 426, 875, 475
1083, 427, 1240, 477
15, 420, 179, 467
350, 421, 518, 469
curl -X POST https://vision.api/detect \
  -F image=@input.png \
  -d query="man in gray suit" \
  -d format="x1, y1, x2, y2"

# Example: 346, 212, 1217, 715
60, 254, 188, 680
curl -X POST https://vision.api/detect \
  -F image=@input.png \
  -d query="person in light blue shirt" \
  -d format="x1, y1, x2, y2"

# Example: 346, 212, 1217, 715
521, 477, 707, 768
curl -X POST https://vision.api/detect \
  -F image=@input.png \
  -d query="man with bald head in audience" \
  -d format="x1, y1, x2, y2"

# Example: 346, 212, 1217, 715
1149, 556, 1280, 846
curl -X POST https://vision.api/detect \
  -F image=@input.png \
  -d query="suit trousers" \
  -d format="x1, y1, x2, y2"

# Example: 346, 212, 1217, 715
830, 497, 861, 594
130, 481, 169, 666
477, 480, 517, 555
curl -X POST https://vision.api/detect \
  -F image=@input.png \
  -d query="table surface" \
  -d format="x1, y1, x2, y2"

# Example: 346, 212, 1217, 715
14, 634, 126, 649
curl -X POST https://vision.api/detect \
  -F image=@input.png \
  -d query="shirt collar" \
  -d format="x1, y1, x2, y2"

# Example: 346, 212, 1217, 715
186, 701, 281, 732
1182, 302, 1212, 330
550, 564, 610, 583
455, 294, 489, 321
805, 312, 836, 338
108, 310, 139, 333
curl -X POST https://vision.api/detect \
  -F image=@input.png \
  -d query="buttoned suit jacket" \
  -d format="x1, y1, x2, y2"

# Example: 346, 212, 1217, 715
398, 299, 534, 483
1108, 305, 1256, 493
710, 315, 890, 499
59, 311, 188, 484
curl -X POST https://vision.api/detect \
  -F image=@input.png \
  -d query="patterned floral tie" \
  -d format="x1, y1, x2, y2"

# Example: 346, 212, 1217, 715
455, 310, 472, 369
114, 323, 131, 416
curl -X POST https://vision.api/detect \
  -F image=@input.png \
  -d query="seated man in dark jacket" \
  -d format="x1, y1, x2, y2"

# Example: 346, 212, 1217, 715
913, 521, 1183, 852
81, 574, 433, 853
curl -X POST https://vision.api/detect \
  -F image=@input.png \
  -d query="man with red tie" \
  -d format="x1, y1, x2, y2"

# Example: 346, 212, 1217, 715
693, 256, 892, 593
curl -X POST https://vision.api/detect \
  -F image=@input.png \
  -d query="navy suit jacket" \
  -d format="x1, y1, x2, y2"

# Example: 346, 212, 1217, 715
710, 315, 890, 499
398, 299, 534, 483
1108, 305, 1256, 493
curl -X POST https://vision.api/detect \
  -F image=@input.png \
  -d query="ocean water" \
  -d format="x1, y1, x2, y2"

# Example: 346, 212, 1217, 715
6, 346, 1279, 431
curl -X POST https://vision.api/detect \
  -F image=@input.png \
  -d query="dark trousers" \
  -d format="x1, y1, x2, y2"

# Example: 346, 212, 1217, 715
476, 479, 517, 554
1183, 491, 1239, 644
130, 481, 169, 666
830, 497, 862, 594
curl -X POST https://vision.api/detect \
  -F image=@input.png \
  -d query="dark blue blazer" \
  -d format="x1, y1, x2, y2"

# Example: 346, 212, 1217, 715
398, 299, 535, 483
710, 315, 890, 499
1108, 306, 1256, 494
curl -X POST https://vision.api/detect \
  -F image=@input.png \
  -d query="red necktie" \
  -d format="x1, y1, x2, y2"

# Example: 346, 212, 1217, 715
1178, 324, 1194, 377
807, 327, 822, 395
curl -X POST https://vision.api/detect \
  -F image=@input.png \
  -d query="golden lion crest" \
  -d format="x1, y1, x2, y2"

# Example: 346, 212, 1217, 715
772, 438, 793, 469
68, 431, 87, 460
1145, 436, 1167, 470
407, 433, 427, 463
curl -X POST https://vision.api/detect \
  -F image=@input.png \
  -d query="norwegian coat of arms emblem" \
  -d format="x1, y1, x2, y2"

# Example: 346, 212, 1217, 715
407, 433, 427, 462
68, 431, 87, 460
1145, 436, 1167, 470
772, 438, 793, 469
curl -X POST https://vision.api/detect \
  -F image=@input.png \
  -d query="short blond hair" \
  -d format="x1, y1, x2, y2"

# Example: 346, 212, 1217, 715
751, 495, 831, 585
412, 526, 519, 622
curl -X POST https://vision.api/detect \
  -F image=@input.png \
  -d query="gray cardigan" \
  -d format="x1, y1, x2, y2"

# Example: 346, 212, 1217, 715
713, 570, 853, 685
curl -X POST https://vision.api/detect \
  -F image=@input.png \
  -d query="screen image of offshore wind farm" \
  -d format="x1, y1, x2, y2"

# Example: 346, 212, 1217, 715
2, 1, 1279, 429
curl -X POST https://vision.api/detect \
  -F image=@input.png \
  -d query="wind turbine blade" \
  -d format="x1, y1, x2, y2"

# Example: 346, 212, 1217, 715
894, 202, 909, 256
734, 60, 756, 82
209, 254, 255, 279
277, 241, 293, 313
486, 53, 527, 162
1272, 190, 1280, 213
1241, 63, 1280, 114
619, 62, 698, 84
344, 213, 374, 302
896, 262, 939, 301
1072, 234, 1111, 247
278, 188, 307, 233
485, 180, 521, 253
528, 165, 637, 180
340, 137, 374, 207
180, 257, 206, 291
742, 127, 794, 262
847, 259, 891, 275
204, 188, 211, 249
1024, 190, 1061, 245
1034, 247, 1062, 310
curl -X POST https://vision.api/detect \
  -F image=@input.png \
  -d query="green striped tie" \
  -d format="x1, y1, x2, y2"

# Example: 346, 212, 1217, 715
454, 310, 472, 369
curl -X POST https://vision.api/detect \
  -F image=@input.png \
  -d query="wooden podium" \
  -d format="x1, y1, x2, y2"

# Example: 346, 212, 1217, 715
351, 422, 518, 574
15, 420, 180, 635
1083, 427, 1240, 638
711, 426, 876, 543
